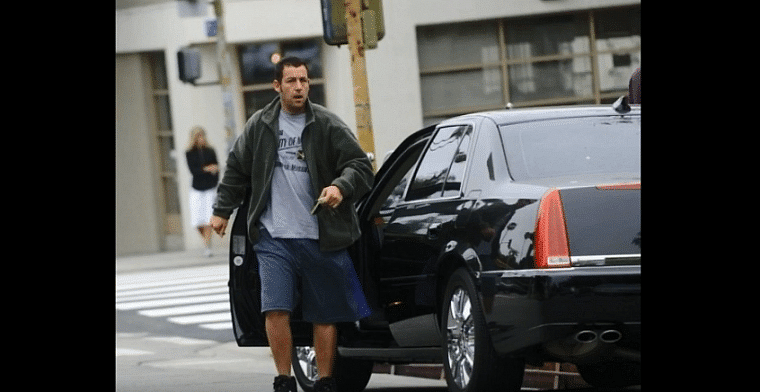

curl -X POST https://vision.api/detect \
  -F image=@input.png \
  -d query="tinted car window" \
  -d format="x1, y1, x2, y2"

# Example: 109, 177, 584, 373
500, 116, 640, 181
442, 127, 472, 198
379, 148, 422, 213
467, 121, 510, 192
380, 164, 414, 211
407, 125, 471, 201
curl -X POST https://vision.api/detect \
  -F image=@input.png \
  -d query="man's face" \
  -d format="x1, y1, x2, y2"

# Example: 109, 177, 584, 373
273, 65, 310, 114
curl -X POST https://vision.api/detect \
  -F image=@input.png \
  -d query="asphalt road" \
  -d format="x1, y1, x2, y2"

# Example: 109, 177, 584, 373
116, 329, 449, 392
116, 252, 450, 391
115, 250, 640, 392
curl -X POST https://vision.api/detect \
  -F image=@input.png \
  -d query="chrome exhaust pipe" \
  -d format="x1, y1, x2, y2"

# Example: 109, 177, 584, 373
574, 330, 598, 344
599, 329, 622, 343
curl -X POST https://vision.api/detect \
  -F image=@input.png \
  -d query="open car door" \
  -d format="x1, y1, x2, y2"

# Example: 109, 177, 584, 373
228, 188, 315, 347
228, 188, 268, 346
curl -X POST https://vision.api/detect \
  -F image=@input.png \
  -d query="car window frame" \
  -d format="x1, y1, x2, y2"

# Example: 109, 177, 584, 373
460, 117, 511, 196
372, 138, 429, 216
402, 123, 475, 205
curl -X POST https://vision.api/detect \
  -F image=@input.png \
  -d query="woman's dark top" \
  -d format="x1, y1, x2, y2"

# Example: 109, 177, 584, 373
186, 147, 219, 191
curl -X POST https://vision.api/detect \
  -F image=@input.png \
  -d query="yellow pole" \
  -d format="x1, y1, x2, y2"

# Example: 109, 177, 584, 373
344, 0, 377, 170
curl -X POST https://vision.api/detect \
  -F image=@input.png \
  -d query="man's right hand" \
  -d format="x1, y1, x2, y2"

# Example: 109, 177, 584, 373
210, 215, 229, 237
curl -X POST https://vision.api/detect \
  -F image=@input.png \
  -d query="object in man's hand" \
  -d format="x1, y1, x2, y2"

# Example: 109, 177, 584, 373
311, 197, 327, 215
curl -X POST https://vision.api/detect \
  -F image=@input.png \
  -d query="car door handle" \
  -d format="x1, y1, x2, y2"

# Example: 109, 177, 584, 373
428, 223, 441, 239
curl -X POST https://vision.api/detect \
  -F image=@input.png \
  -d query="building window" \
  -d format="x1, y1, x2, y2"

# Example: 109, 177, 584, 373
594, 7, 641, 96
417, 21, 502, 123
504, 13, 592, 104
237, 39, 325, 119
417, 6, 640, 125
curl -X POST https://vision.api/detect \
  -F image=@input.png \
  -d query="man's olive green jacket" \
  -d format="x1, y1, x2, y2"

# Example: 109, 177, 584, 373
213, 97, 375, 251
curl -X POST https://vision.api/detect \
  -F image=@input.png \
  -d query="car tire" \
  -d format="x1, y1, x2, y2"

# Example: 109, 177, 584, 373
292, 346, 373, 392
441, 268, 524, 392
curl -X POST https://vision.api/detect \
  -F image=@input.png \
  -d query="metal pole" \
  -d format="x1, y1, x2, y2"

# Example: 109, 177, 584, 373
212, 0, 237, 149
344, 0, 376, 169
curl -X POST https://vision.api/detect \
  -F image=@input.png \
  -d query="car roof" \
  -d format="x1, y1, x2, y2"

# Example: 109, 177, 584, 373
437, 104, 641, 128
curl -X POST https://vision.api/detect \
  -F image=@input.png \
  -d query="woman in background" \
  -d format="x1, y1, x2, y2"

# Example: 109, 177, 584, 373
186, 126, 219, 256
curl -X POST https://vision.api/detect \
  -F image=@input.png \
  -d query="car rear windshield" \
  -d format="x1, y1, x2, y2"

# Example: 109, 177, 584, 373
500, 116, 641, 181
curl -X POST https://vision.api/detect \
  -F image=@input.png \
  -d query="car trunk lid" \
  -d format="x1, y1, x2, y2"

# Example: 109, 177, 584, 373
559, 182, 640, 267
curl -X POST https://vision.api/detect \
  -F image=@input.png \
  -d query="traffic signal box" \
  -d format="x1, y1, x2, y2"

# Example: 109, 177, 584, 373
321, 0, 384, 48
177, 47, 201, 84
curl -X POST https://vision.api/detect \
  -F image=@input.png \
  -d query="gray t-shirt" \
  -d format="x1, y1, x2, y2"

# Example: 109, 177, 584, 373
259, 110, 319, 239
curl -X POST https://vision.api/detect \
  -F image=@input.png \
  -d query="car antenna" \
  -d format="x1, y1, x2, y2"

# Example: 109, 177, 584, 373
612, 95, 631, 114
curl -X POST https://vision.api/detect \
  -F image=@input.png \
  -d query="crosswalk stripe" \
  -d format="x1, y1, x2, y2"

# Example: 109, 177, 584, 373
116, 265, 233, 331
117, 348, 153, 356
116, 293, 229, 311
117, 264, 226, 282
117, 281, 226, 299
145, 336, 217, 345
116, 265, 227, 290
139, 302, 230, 317
118, 285, 228, 303
199, 321, 234, 330
116, 273, 227, 291
168, 312, 231, 325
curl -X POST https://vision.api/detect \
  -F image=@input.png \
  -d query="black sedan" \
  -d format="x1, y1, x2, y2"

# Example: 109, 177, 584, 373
228, 98, 641, 392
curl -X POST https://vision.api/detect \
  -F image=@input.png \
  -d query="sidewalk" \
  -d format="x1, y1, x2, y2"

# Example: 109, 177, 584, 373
116, 246, 228, 274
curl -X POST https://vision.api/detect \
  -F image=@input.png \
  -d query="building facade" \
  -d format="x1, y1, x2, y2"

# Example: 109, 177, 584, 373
116, 0, 640, 256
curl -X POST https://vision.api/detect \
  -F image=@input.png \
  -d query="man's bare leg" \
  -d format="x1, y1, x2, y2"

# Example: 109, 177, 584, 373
265, 311, 293, 375
313, 323, 337, 378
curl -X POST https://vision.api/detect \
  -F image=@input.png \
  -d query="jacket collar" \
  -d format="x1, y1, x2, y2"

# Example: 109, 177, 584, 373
260, 96, 315, 132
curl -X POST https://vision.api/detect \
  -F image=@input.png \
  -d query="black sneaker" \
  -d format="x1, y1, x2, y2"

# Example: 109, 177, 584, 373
273, 375, 296, 392
314, 377, 337, 392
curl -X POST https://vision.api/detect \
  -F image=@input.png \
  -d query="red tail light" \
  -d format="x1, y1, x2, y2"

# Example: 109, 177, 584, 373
596, 182, 640, 190
534, 188, 571, 268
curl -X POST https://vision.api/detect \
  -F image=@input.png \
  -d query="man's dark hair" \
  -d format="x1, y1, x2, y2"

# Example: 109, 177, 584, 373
274, 56, 309, 82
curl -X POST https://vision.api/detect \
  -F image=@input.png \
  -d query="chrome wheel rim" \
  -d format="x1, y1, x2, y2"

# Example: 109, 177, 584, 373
295, 346, 319, 382
446, 287, 475, 389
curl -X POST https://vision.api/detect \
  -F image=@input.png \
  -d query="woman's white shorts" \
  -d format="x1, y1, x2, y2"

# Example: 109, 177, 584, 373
189, 187, 216, 227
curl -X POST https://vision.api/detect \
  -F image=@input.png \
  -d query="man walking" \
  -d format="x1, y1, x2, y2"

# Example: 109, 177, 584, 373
210, 57, 374, 392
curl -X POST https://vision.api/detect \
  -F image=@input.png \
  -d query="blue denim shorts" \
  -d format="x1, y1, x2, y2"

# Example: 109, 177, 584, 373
253, 228, 372, 323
